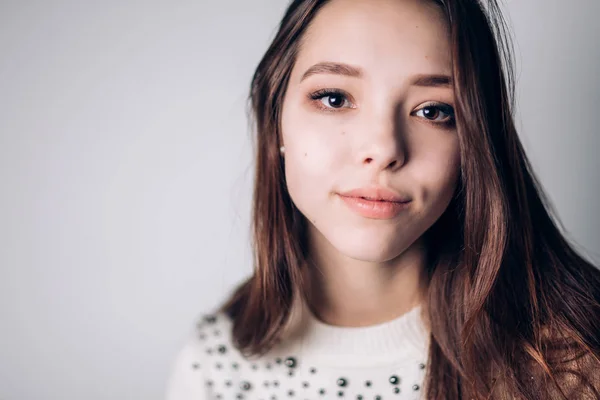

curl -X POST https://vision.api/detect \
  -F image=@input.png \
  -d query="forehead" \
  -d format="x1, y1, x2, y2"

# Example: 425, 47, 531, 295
294, 0, 452, 83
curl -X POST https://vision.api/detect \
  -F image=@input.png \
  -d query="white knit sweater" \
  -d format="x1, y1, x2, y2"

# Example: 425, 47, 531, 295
165, 299, 429, 400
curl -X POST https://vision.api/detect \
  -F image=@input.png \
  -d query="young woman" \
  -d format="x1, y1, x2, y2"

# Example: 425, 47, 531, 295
165, 0, 600, 398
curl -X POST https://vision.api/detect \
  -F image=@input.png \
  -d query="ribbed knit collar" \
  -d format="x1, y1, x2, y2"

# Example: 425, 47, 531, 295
284, 297, 430, 366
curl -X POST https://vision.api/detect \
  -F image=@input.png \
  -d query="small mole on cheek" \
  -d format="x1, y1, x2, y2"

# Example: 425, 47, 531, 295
304, 152, 307, 157
341, 131, 345, 135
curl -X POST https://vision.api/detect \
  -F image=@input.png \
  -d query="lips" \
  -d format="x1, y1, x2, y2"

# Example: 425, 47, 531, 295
338, 186, 410, 203
338, 193, 411, 219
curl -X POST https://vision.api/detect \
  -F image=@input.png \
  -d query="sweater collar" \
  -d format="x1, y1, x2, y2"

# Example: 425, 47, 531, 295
284, 296, 430, 363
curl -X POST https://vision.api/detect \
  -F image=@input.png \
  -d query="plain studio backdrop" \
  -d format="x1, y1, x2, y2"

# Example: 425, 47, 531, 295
0, 1, 598, 399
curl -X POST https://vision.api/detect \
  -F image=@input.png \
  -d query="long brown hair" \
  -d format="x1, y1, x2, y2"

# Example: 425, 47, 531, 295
218, 0, 600, 398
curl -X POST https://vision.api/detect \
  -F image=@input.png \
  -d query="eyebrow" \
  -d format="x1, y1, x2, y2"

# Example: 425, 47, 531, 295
301, 62, 363, 81
300, 61, 453, 88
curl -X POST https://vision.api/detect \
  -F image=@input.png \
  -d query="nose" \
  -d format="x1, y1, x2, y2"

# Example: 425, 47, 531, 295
356, 109, 406, 173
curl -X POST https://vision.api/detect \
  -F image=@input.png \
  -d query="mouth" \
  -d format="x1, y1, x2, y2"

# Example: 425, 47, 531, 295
349, 195, 409, 203
338, 185, 411, 203
337, 194, 411, 219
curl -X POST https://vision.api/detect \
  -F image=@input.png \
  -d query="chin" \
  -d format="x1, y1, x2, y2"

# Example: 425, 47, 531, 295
329, 231, 415, 263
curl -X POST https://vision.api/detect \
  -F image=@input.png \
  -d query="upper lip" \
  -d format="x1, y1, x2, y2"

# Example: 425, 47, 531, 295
339, 185, 411, 203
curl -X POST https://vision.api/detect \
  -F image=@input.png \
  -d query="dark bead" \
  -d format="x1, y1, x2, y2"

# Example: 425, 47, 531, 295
284, 357, 297, 368
389, 375, 400, 385
273, 381, 279, 387
288, 370, 294, 377
236, 394, 244, 400
240, 381, 252, 391
412, 384, 420, 391
337, 378, 348, 387
393, 387, 401, 394
419, 363, 426, 370
365, 381, 372, 387
319, 388, 326, 395
357, 396, 363, 400
206, 348, 213, 355
302, 382, 309, 388
264, 381, 270, 387
271, 396, 277, 400
276, 358, 282, 364
252, 364, 258, 370
232, 362, 239, 369
217, 345, 227, 354
225, 380, 232, 387
216, 395, 222, 399
337, 391, 344, 396
310, 368, 317, 374
215, 362, 222, 369
205, 380, 214, 386
191, 363, 200, 369
375, 396, 382, 400
266, 363, 272, 369
204, 315, 217, 323
288, 390, 295, 396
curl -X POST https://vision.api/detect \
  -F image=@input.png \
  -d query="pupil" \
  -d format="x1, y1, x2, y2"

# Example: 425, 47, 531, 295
328, 95, 343, 108
423, 107, 438, 119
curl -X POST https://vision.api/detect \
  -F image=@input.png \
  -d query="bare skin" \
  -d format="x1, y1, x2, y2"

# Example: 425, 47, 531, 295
280, 0, 458, 329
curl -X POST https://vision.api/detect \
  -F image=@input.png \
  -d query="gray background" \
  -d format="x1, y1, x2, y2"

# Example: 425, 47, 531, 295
0, 1, 598, 399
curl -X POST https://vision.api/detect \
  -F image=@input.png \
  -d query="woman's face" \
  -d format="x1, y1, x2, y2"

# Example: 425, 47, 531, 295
280, 0, 460, 262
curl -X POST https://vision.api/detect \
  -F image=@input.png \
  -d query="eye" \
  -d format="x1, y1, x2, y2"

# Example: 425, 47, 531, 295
308, 89, 354, 111
412, 103, 455, 127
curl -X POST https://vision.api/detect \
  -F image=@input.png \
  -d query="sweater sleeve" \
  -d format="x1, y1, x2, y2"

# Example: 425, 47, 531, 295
164, 330, 209, 400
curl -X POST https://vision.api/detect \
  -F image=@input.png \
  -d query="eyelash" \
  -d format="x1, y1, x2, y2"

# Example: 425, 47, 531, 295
308, 88, 456, 128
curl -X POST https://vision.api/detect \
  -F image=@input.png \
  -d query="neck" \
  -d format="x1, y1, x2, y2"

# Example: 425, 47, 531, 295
303, 232, 430, 328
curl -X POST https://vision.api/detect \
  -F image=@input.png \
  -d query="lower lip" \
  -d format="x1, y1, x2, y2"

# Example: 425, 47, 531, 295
339, 195, 411, 219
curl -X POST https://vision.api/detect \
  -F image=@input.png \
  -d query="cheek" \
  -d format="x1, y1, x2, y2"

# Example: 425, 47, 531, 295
281, 106, 350, 189
281, 117, 338, 218
412, 139, 461, 205
283, 144, 335, 228
282, 127, 330, 187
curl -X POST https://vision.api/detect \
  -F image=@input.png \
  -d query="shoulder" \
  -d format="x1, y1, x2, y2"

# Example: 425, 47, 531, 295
165, 311, 234, 400
179, 310, 236, 363
194, 311, 239, 363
